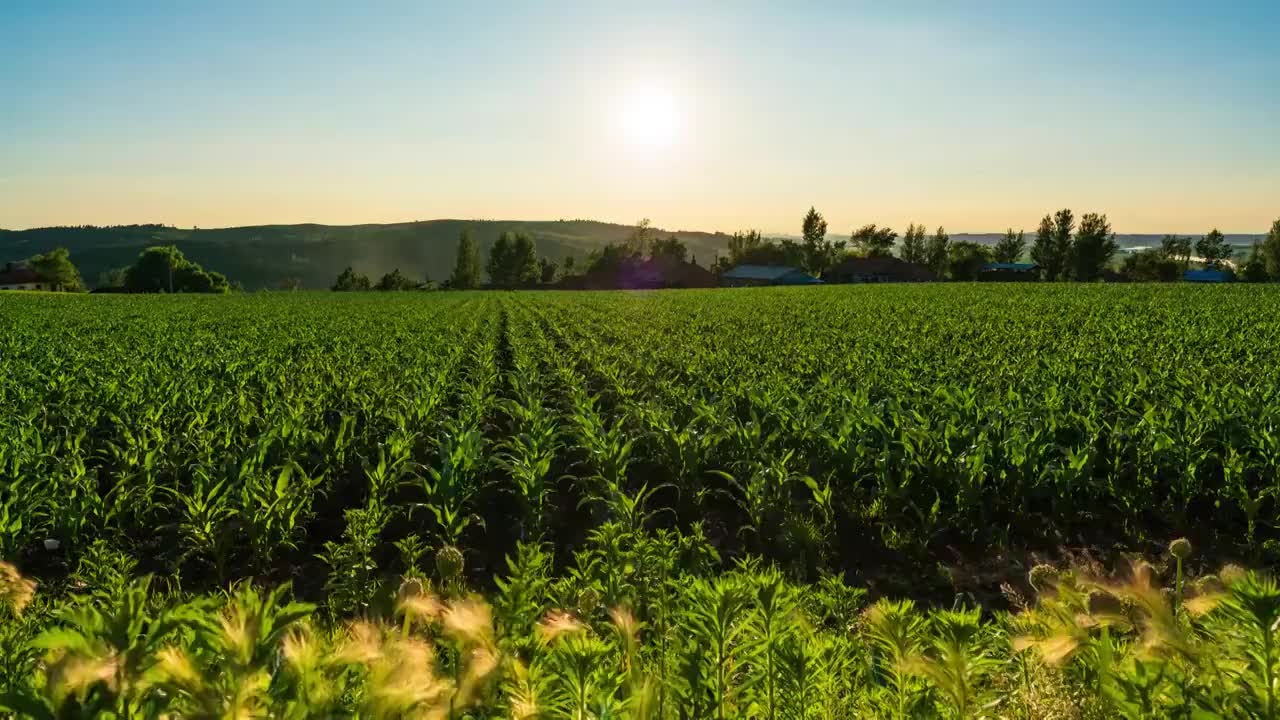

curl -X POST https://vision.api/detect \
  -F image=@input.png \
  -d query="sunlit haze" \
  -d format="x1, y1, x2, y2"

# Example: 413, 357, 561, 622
2, 1, 1277, 234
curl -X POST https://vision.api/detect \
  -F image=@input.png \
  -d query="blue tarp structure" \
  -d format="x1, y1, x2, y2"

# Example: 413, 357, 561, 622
720, 265, 823, 286
1183, 269, 1232, 283
982, 263, 1039, 272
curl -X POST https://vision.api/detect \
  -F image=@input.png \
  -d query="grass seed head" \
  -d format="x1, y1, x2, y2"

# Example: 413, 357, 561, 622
1028, 564, 1059, 592
436, 545, 465, 579
1220, 564, 1247, 586
576, 587, 601, 616
0, 562, 36, 616
335, 620, 385, 665
536, 610, 586, 645
1194, 574, 1224, 594
442, 596, 494, 648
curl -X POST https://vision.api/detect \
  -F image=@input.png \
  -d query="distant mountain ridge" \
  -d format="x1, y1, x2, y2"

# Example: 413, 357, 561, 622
0, 219, 734, 290
0, 220, 1265, 289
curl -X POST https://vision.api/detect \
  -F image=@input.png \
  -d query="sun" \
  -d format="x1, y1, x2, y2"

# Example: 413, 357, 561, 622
616, 84, 682, 150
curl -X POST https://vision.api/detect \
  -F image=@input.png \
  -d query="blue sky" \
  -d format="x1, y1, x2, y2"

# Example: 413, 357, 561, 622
2, 1, 1277, 233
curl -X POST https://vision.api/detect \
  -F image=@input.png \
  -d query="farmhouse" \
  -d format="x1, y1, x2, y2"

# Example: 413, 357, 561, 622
0, 265, 48, 291
719, 264, 823, 287
979, 262, 1040, 282
824, 256, 935, 283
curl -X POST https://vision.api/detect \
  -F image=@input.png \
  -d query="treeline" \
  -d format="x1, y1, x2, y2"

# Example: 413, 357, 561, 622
720, 208, 1280, 282
714, 207, 1027, 281
17, 223, 174, 231
332, 229, 555, 291
331, 266, 431, 291
341, 220, 695, 291
1, 245, 234, 293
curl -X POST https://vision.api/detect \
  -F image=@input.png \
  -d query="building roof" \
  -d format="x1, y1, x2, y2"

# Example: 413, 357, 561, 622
0, 267, 41, 285
721, 264, 810, 281
982, 262, 1039, 271
826, 255, 936, 282
1184, 269, 1231, 283
781, 274, 824, 285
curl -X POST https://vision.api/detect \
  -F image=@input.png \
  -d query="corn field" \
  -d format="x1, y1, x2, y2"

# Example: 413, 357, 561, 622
3, 285, 1280, 718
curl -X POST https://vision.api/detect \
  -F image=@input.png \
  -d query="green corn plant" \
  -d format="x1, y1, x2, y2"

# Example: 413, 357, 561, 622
163, 467, 237, 584
239, 463, 321, 572
862, 599, 924, 720
570, 396, 636, 521
679, 576, 753, 720
747, 569, 798, 720
394, 533, 430, 578
153, 582, 314, 719
317, 503, 389, 616
12, 577, 205, 719
909, 607, 997, 719
494, 542, 554, 657
408, 427, 486, 549
496, 397, 562, 541
1211, 572, 1280, 719
542, 630, 621, 720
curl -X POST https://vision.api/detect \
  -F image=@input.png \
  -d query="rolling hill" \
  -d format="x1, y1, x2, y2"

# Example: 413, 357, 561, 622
1, 221, 1264, 290
0, 220, 736, 290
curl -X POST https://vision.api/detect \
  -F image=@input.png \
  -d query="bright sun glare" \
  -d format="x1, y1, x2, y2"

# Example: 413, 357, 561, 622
616, 84, 682, 150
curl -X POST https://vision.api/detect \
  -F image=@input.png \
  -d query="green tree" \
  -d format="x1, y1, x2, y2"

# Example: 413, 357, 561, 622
1241, 243, 1270, 283
1051, 209, 1075, 280
1261, 218, 1280, 279
449, 229, 481, 289
1121, 249, 1180, 282
801, 207, 843, 274
650, 235, 688, 263
97, 267, 128, 289
626, 218, 654, 257
511, 233, 539, 286
176, 267, 218, 292
924, 226, 950, 277
1195, 228, 1233, 270
947, 241, 991, 281
1160, 235, 1193, 273
900, 223, 927, 265
539, 257, 558, 284
1071, 213, 1118, 281
1030, 214, 1055, 279
27, 247, 84, 291
849, 224, 897, 258
125, 246, 184, 292
1030, 211, 1073, 280
375, 269, 415, 291
123, 245, 227, 293
992, 228, 1026, 264
331, 267, 371, 291
487, 232, 514, 287
727, 230, 764, 265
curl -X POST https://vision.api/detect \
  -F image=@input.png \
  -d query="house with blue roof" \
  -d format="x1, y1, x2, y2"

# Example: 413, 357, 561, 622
719, 265, 823, 287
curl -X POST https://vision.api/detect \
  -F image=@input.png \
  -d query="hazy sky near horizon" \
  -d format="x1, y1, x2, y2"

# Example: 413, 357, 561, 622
2, 1, 1277, 235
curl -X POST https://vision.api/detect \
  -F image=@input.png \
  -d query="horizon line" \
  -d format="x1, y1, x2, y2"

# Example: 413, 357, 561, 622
2, 216, 1273, 238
